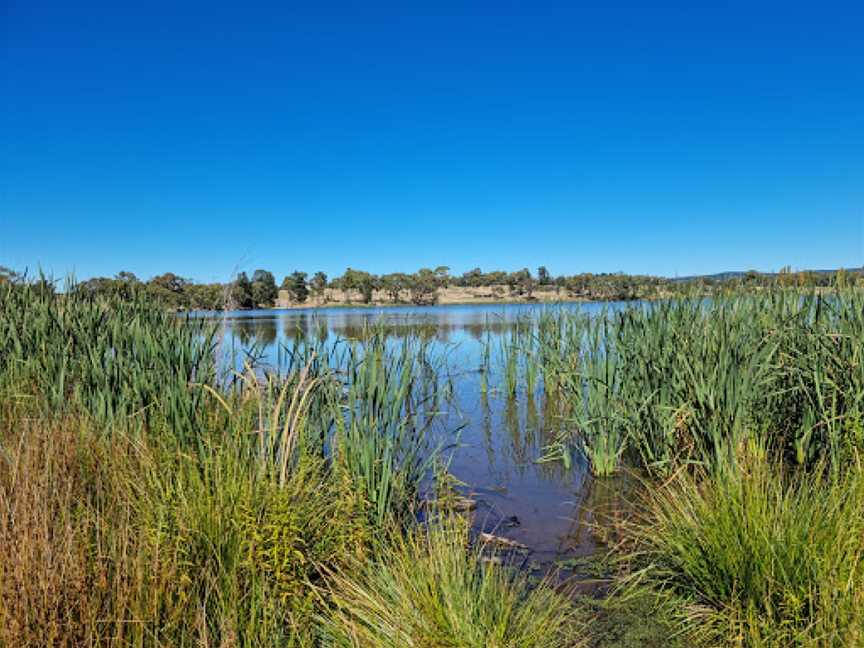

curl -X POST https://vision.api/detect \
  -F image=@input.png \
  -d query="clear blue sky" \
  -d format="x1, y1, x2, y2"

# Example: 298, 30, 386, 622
2, 1, 862, 283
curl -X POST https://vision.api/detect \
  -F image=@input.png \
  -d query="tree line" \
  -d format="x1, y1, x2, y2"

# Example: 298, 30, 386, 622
1, 264, 860, 310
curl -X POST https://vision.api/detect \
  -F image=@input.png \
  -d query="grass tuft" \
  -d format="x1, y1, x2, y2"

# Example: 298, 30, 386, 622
623, 451, 864, 647
321, 515, 586, 648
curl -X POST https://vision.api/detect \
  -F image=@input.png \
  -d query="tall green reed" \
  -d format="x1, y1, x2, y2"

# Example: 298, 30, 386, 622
533, 290, 864, 475
0, 279, 217, 440
329, 333, 445, 526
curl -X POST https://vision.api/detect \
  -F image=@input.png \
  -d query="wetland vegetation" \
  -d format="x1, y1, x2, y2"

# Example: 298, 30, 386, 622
1, 273, 862, 647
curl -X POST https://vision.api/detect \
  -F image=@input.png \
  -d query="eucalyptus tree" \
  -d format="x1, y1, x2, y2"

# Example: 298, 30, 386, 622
310, 271, 328, 300
251, 269, 278, 306
380, 273, 410, 303
460, 267, 483, 287
147, 272, 191, 309
433, 266, 451, 288
230, 272, 254, 309
507, 268, 535, 297
287, 271, 309, 303
337, 268, 377, 304
409, 268, 439, 305
537, 266, 551, 285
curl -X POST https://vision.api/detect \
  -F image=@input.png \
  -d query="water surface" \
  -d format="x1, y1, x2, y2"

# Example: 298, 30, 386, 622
195, 302, 631, 567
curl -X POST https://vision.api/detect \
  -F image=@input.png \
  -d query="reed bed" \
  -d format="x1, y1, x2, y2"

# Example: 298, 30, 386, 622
0, 280, 218, 440
0, 280, 582, 647
516, 291, 864, 476
488, 291, 864, 645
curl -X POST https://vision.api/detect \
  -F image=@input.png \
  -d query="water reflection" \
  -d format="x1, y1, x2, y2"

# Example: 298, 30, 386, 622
231, 317, 278, 347
195, 302, 626, 564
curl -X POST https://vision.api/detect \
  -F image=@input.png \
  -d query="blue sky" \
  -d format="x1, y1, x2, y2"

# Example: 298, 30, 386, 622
2, 1, 862, 283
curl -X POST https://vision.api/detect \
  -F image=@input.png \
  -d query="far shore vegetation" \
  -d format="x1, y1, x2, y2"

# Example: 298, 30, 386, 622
2, 263, 861, 311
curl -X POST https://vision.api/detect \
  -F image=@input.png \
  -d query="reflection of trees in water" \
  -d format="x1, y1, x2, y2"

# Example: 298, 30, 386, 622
232, 317, 278, 347
504, 397, 533, 472
331, 322, 455, 343
540, 394, 572, 445
474, 390, 574, 481
225, 314, 333, 366
314, 319, 329, 345
534, 394, 572, 481
525, 395, 540, 446
463, 321, 521, 341
282, 313, 311, 344
277, 314, 331, 346
484, 392, 572, 481
326, 319, 522, 344
481, 391, 496, 473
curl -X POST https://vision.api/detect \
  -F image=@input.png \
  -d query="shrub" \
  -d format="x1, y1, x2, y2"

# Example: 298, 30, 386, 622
624, 453, 864, 647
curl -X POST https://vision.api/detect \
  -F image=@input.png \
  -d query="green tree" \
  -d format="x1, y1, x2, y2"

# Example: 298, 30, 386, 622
433, 266, 451, 288
310, 271, 328, 301
537, 266, 551, 285
359, 275, 375, 303
188, 282, 225, 310
338, 268, 376, 304
409, 269, 439, 305
231, 272, 254, 309
147, 272, 190, 309
149, 272, 187, 294
335, 268, 356, 302
381, 273, 412, 303
744, 270, 761, 286
286, 271, 309, 303
461, 267, 483, 287
76, 276, 117, 298
114, 271, 141, 300
507, 268, 535, 297
251, 269, 278, 306
485, 270, 507, 286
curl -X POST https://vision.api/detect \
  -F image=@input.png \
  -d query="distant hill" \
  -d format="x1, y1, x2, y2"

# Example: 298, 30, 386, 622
671, 267, 863, 283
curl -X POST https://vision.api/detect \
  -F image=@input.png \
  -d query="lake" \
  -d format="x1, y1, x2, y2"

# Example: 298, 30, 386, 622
194, 302, 635, 569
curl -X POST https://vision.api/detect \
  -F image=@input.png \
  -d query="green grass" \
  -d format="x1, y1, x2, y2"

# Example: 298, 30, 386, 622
622, 451, 864, 647
321, 516, 586, 648
573, 591, 685, 648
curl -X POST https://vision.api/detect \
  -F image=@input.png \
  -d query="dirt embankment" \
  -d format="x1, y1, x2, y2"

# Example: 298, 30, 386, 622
276, 285, 576, 309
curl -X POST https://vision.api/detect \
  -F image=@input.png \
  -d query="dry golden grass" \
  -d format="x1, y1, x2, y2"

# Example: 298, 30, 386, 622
0, 415, 369, 647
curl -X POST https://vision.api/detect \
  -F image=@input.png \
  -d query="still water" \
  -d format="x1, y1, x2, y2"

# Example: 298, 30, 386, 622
195, 302, 632, 568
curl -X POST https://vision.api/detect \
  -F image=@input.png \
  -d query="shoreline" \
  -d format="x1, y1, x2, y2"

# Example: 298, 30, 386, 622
272, 295, 605, 310
177, 286, 854, 313
178, 293, 652, 313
